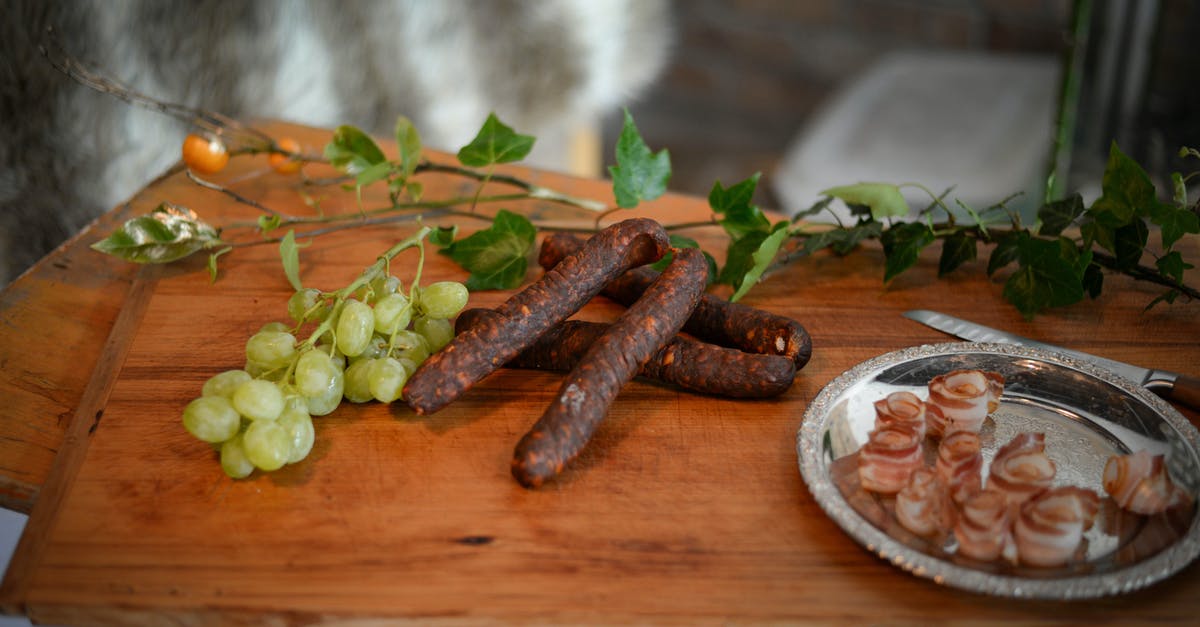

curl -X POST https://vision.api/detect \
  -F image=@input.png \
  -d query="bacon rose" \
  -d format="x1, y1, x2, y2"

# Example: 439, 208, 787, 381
896, 467, 955, 537
925, 369, 1004, 438
1103, 450, 1189, 515
1013, 486, 1100, 567
873, 391, 927, 441
987, 432, 1056, 507
935, 430, 983, 504
954, 489, 1016, 563
858, 426, 924, 495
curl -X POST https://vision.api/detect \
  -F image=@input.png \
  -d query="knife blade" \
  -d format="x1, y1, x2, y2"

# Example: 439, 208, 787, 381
903, 309, 1200, 412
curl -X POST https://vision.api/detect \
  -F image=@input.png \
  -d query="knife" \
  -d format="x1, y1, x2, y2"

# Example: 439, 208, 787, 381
903, 309, 1200, 412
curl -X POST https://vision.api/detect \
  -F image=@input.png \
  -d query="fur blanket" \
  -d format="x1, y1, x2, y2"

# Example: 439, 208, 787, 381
0, 0, 672, 284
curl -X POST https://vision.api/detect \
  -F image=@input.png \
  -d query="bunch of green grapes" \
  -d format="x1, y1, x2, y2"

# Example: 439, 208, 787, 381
181, 272, 469, 478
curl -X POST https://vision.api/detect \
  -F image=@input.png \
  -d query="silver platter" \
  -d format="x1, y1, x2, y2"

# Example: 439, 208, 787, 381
797, 342, 1200, 599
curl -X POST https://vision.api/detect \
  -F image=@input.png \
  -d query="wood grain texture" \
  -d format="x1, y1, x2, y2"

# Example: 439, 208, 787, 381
2, 122, 1199, 624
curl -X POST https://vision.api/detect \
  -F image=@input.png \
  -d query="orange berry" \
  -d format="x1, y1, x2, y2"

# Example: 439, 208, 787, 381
269, 137, 303, 174
182, 133, 229, 175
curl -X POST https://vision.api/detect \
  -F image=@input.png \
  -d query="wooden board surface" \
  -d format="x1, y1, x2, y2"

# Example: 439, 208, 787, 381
3, 122, 1200, 624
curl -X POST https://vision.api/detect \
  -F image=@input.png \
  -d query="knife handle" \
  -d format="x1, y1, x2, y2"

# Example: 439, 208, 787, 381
1164, 374, 1200, 414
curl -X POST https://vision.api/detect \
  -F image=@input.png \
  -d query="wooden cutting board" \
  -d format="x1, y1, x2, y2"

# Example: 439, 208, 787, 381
3, 122, 1200, 624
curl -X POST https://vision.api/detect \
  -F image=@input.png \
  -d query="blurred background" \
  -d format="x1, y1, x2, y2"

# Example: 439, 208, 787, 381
608, 0, 1199, 220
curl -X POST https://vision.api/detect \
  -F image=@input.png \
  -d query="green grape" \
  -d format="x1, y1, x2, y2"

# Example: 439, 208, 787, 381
413, 316, 454, 352
368, 357, 408, 403
220, 433, 255, 479
373, 293, 412, 335
396, 356, 420, 376
391, 330, 431, 365
242, 420, 292, 471
342, 358, 375, 403
278, 399, 315, 463
201, 369, 252, 399
305, 367, 344, 416
287, 287, 329, 323
350, 334, 388, 362
294, 349, 338, 398
245, 330, 297, 371
259, 321, 291, 333
243, 360, 269, 379
182, 396, 240, 443
335, 299, 375, 357
314, 344, 347, 371
231, 379, 285, 421
417, 281, 469, 319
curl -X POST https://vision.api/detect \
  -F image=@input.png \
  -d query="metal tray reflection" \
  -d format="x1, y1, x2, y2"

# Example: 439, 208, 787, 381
797, 342, 1200, 599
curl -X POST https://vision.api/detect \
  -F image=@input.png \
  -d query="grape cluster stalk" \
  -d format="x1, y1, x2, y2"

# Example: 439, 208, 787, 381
181, 234, 469, 478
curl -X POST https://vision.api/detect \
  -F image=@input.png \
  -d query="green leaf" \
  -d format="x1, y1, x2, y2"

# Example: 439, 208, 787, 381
394, 115, 422, 178
821, 182, 910, 220
880, 221, 934, 283
650, 234, 718, 284
709, 174, 770, 240
987, 232, 1020, 276
280, 230, 303, 291
1156, 251, 1194, 284
1037, 193, 1085, 236
1112, 219, 1149, 271
456, 113, 535, 167
355, 160, 393, 188
937, 232, 976, 277
1090, 141, 1157, 225
730, 225, 789, 302
257, 214, 282, 233
90, 203, 222, 264
1147, 200, 1200, 250
608, 109, 671, 208
1172, 172, 1187, 208
1082, 262, 1104, 298
439, 209, 536, 290
1001, 234, 1086, 319
324, 125, 387, 175
793, 196, 835, 220
717, 230, 767, 287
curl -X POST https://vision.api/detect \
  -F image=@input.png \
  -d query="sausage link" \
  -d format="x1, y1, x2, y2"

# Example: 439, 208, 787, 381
403, 218, 670, 415
539, 232, 812, 368
511, 247, 708, 487
455, 309, 795, 398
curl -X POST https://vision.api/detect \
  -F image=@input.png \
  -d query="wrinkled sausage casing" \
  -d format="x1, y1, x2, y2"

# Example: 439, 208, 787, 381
403, 218, 670, 415
512, 247, 709, 487
455, 309, 796, 398
539, 232, 812, 367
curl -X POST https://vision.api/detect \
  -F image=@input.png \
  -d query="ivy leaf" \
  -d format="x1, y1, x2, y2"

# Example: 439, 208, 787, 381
1112, 219, 1149, 271
324, 125, 386, 175
1090, 141, 1156, 225
987, 232, 1020, 276
1082, 262, 1104, 298
650, 234, 718, 284
881, 221, 935, 282
730, 224, 789, 302
394, 115, 422, 178
1001, 234, 1087, 319
821, 182, 910, 220
456, 113, 535, 167
793, 196, 835, 220
1147, 200, 1200, 249
609, 109, 671, 208
717, 230, 767, 287
1156, 250, 1194, 284
937, 232, 976, 277
709, 173, 769, 239
1037, 193, 1085, 237
439, 209, 536, 290
280, 229, 303, 291
91, 203, 221, 264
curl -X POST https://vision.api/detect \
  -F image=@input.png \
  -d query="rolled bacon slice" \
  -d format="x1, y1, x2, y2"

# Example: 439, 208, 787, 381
936, 431, 983, 504
896, 467, 954, 537
874, 391, 927, 440
1103, 450, 1189, 515
953, 488, 1017, 563
925, 369, 1004, 438
987, 432, 1056, 506
1013, 486, 1100, 567
857, 426, 924, 495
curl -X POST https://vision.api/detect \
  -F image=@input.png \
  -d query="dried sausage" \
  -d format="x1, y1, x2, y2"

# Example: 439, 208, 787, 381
539, 232, 812, 367
511, 247, 707, 487
455, 308, 795, 398
403, 218, 670, 415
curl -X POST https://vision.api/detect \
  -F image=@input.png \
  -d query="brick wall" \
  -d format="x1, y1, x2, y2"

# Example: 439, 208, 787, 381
607, 0, 1073, 207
